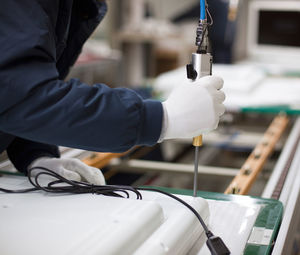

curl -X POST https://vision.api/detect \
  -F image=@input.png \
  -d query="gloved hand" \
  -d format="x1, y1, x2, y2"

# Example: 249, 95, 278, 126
161, 75, 225, 140
28, 157, 105, 185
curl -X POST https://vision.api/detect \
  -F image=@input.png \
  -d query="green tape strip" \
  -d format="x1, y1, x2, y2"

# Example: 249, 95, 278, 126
241, 105, 300, 115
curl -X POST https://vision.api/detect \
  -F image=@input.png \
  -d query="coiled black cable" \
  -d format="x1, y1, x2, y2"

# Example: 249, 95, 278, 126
0, 166, 230, 255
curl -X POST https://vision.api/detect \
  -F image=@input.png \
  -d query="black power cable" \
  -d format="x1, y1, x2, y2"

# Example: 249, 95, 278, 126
0, 166, 230, 255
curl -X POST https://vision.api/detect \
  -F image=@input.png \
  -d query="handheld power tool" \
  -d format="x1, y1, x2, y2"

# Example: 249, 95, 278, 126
186, 0, 213, 197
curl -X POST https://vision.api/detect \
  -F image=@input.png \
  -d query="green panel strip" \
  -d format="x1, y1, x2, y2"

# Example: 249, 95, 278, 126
241, 105, 300, 115
0, 170, 23, 176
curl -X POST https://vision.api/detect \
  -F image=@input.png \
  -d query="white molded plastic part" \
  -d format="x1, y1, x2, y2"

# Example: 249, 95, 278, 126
133, 194, 209, 255
0, 176, 209, 255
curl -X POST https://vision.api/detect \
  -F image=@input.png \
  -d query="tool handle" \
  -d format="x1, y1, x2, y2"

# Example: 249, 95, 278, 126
188, 53, 212, 148
193, 135, 203, 147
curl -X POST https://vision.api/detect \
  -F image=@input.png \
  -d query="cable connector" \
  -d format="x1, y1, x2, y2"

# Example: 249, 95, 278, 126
206, 233, 231, 255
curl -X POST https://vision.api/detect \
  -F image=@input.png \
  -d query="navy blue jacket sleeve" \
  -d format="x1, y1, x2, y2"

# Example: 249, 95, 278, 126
0, 1, 163, 153
6, 138, 60, 174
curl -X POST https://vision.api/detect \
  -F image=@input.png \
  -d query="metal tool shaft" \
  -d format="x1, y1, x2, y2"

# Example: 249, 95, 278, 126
192, 134, 202, 196
193, 146, 200, 197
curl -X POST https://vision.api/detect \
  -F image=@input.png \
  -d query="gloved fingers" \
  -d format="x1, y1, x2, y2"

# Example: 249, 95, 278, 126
209, 90, 226, 104
28, 157, 61, 176
56, 167, 82, 182
215, 90, 226, 103
215, 103, 226, 116
63, 159, 105, 185
162, 74, 225, 140
84, 168, 106, 185
200, 75, 224, 90
213, 119, 220, 130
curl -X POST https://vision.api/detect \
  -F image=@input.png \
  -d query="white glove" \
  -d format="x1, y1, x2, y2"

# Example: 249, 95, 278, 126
28, 157, 105, 185
161, 75, 225, 140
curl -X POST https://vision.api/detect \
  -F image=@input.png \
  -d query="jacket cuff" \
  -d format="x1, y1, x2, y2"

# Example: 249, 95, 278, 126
6, 138, 60, 174
137, 99, 163, 146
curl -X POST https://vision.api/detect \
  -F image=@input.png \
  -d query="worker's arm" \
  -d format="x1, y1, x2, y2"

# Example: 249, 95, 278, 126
0, 0, 225, 155
6, 138, 60, 174
0, 0, 162, 153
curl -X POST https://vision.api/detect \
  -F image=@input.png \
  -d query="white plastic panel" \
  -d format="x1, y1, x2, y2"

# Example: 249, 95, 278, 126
0, 175, 261, 255
0, 176, 209, 255
189, 199, 261, 255
133, 192, 209, 255
0, 189, 163, 255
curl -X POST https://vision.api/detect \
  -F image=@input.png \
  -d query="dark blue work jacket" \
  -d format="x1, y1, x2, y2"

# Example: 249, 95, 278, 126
0, 0, 163, 173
